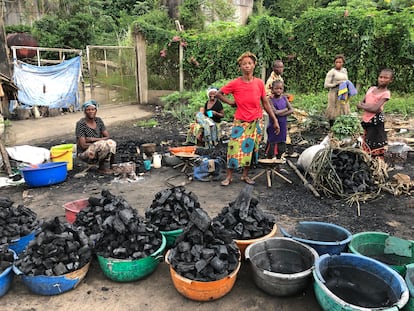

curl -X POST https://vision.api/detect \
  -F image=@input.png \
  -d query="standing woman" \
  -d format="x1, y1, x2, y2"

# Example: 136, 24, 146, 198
215, 51, 280, 186
76, 100, 117, 174
324, 54, 350, 127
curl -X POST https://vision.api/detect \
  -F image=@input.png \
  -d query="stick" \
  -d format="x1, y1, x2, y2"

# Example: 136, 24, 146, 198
287, 159, 320, 198
0, 141, 12, 175
271, 169, 292, 184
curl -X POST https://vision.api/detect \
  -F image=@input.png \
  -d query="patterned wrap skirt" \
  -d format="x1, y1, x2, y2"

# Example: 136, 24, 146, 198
361, 112, 387, 157
78, 139, 117, 164
226, 119, 263, 169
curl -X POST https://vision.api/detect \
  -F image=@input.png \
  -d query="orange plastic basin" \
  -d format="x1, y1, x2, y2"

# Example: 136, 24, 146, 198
169, 146, 196, 155
235, 223, 278, 259
166, 251, 241, 301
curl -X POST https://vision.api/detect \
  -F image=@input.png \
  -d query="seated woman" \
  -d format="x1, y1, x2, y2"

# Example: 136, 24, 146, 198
75, 100, 117, 174
186, 87, 224, 148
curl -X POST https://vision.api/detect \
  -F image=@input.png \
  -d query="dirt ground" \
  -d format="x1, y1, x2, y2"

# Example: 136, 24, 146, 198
1, 104, 413, 311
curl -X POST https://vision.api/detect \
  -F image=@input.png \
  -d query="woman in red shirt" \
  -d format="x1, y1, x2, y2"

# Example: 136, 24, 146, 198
216, 52, 280, 186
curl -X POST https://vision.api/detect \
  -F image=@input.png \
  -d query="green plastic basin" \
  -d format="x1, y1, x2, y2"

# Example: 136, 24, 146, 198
349, 232, 414, 276
97, 235, 166, 282
160, 228, 184, 248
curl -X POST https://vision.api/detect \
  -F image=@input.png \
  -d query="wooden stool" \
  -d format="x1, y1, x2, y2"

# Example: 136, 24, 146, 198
172, 152, 200, 174
252, 158, 292, 188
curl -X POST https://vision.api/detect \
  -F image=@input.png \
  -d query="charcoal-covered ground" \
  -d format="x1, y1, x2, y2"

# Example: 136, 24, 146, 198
1, 104, 413, 311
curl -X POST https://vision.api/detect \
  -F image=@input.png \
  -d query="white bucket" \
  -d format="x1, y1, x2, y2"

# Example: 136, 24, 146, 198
153, 153, 162, 168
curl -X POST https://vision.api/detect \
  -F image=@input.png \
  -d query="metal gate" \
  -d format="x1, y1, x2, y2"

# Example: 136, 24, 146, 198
86, 46, 138, 106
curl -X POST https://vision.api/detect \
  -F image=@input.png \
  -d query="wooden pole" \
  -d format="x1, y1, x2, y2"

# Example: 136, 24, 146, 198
0, 141, 12, 175
286, 159, 320, 198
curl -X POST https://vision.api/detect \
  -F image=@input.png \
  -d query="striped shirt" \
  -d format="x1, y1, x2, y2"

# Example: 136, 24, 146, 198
75, 117, 106, 151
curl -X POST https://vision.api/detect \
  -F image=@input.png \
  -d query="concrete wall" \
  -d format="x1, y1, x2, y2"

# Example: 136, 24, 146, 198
233, 0, 254, 25
2, 0, 40, 26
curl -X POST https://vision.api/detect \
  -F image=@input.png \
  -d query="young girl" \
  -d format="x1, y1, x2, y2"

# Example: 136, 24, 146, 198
357, 69, 393, 158
265, 80, 294, 159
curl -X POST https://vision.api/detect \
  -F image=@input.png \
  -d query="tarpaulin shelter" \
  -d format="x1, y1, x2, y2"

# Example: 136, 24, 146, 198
12, 55, 82, 110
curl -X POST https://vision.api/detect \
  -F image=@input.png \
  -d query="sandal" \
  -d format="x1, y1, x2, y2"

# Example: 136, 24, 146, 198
220, 178, 232, 186
241, 176, 255, 185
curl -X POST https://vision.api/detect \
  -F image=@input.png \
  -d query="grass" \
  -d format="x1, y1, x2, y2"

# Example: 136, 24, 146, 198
135, 119, 159, 127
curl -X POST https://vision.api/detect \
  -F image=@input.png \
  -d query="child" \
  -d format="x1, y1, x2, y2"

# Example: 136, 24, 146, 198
265, 80, 294, 159
357, 68, 393, 158
186, 107, 217, 148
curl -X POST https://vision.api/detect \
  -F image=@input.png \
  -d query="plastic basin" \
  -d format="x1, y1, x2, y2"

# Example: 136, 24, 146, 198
165, 250, 241, 301
235, 223, 278, 259
63, 198, 89, 224
160, 228, 184, 248
13, 261, 91, 296
20, 162, 67, 187
169, 146, 196, 155
245, 237, 319, 296
8, 231, 36, 255
97, 235, 166, 282
50, 144, 74, 170
280, 221, 352, 255
349, 232, 414, 276
405, 264, 414, 311
313, 253, 409, 310
0, 250, 16, 297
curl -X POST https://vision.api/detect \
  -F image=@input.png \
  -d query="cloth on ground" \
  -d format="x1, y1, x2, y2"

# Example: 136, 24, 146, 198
6, 145, 50, 165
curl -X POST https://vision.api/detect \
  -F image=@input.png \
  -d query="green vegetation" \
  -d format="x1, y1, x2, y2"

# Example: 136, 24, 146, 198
331, 114, 363, 140
135, 119, 159, 127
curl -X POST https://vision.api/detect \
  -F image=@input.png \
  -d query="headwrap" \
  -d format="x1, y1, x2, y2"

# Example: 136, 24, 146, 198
237, 51, 257, 65
82, 100, 98, 111
207, 87, 218, 97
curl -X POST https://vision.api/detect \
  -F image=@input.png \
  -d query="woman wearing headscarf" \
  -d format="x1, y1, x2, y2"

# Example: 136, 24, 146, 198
186, 87, 224, 148
216, 51, 280, 186
75, 100, 117, 174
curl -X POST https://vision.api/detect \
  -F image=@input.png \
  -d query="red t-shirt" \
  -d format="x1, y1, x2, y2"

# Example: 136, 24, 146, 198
220, 77, 265, 121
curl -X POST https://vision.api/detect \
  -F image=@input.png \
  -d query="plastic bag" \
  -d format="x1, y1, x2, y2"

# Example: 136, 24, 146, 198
193, 157, 225, 182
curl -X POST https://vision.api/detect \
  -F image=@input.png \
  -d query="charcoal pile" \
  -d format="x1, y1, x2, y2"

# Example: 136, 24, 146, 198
14, 217, 91, 276
212, 185, 275, 240
0, 197, 39, 244
168, 207, 240, 282
76, 190, 163, 260
308, 147, 379, 197
145, 186, 200, 231
0, 246, 14, 273
115, 140, 143, 163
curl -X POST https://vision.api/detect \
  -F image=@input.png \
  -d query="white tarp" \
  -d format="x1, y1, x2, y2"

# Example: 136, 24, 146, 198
13, 56, 81, 110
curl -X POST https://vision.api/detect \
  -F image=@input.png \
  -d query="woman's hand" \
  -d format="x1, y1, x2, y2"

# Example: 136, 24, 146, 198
273, 121, 280, 135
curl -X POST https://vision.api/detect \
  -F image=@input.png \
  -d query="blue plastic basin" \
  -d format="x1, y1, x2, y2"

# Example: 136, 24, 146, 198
13, 261, 91, 295
20, 162, 67, 187
8, 231, 36, 255
280, 221, 352, 255
0, 250, 16, 297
